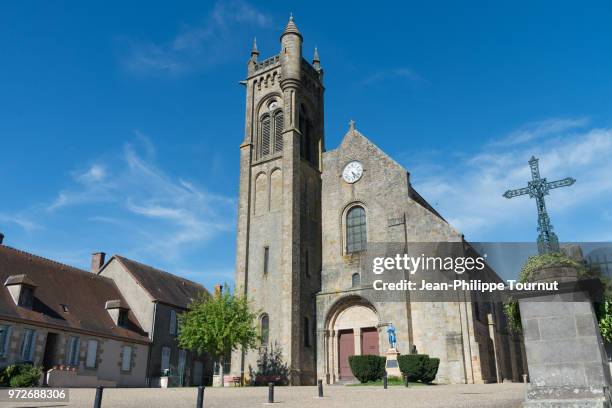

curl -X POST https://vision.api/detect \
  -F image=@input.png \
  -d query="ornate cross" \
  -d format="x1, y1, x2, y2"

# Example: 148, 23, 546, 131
503, 156, 576, 254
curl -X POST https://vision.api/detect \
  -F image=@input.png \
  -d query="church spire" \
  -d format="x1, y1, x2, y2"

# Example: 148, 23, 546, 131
282, 13, 301, 38
312, 46, 320, 70
250, 37, 259, 60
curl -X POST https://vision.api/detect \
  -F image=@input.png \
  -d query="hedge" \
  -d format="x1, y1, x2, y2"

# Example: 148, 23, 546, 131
348, 355, 386, 383
0, 364, 42, 387
397, 354, 429, 381
421, 358, 440, 384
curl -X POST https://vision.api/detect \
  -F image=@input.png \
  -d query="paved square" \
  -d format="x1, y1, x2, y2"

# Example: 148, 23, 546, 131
9, 383, 524, 408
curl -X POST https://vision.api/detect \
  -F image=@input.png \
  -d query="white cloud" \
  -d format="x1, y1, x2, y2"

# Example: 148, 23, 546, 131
0, 213, 40, 232
39, 134, 235, 260
407, 119, 612, 241
490, 117, 589, 147
76, 164, 106, 184
361, 68, 425, 86
122, 0, 272, 76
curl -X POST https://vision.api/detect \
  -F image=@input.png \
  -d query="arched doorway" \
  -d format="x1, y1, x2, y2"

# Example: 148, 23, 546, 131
324, 297, 379, 382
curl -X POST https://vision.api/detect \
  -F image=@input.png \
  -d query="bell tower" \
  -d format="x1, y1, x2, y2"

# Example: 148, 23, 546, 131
232, 16, 324, 385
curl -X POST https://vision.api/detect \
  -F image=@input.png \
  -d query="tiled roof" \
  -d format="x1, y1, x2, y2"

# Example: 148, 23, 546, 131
0, 245, 149, 343
113, 256, 208, 309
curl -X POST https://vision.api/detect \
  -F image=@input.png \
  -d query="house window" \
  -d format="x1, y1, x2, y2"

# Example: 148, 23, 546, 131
352, 273, 361, 287
263, 246, 269, 275
121, 346, 132, 372
67, 336, 80, 366
303, 317, 310, 347
0, 325, 10, 357
346, 206, 367, 253
18, 286, 34, 308
169, 310, 178, 336
86, 340, 98, 368
161, 346, 171, 373
117, 310, 128, 328
260, 314, 269, 345
19, 329, 35, 362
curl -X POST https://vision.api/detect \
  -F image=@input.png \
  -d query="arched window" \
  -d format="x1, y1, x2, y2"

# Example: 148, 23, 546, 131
346, 206, 367, 253
351, 273, 361, 287
274, 111, 284, 152
260, 314, 269, 345
260, 115, 271, 157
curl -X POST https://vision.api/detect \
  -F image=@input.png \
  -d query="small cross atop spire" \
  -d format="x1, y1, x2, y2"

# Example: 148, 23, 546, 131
349, 119, 356, 131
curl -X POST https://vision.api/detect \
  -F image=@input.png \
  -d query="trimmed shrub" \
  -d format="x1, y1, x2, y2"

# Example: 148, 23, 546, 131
248, 342, 290, 385
397, 354, 429, 381
348, 355, 386, 383
0, 364, 42, 387
421, 358, 440, 383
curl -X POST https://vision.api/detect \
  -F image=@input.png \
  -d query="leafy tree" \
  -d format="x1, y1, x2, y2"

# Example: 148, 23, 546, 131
178, 286, 259, 386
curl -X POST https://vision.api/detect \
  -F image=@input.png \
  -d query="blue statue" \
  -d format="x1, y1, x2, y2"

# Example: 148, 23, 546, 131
387, 324, 397, 349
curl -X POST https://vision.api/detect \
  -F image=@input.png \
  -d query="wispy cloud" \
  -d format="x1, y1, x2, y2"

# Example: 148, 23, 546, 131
38, 134, 235, 260
360, 68, 425, 86
0, 213, 40, 232
122, 0, 272, 76
490, 117, 589, 147
405, 118, 612, 240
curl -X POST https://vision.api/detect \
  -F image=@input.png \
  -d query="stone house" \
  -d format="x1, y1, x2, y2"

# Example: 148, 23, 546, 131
97, 254, 212, 386
0, 244, 149, 387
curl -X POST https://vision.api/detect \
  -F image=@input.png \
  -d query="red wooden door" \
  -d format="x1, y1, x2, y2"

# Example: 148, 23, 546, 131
338, 330, 355, 379
361, 327, 379, 355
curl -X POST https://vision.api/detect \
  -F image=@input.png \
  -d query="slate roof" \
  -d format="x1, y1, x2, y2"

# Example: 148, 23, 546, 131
111, 256, 208, 309
0, 245, 149, 343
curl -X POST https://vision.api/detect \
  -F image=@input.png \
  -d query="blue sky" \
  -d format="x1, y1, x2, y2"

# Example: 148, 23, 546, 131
1, 1, 611, 287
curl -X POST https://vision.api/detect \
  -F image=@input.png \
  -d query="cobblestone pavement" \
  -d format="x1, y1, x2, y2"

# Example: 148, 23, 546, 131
6, 383, 524, 408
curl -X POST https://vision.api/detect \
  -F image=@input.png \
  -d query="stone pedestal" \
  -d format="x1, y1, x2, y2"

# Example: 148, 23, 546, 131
385, 349, 401, 378
518, 269, 611, 407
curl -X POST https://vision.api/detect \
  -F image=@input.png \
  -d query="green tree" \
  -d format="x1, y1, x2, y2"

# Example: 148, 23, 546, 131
178, 286, 259, 386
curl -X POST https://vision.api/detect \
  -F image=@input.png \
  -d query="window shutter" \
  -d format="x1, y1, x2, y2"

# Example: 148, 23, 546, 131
0, 326, 8, 356
274, 111, 284, 152
170, 310, 177, 336
86, 340, 98, 368
161, 346, 171, 371
261, 116, 271, 157
121, 346, 132, 371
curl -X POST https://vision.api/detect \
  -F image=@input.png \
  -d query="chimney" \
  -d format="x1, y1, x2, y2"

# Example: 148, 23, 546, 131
0, 233, 4, 245
91, 252, 106, 273
214, 283, 223, 297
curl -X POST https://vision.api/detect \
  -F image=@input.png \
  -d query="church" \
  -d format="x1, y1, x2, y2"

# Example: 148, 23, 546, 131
230, 16, 526, 385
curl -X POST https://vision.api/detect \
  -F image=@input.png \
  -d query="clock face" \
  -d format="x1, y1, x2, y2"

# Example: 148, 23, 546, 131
342, 161, 364, 184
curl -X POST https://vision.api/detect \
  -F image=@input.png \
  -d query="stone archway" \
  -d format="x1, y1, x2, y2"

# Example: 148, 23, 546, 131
323, 297, 380, 383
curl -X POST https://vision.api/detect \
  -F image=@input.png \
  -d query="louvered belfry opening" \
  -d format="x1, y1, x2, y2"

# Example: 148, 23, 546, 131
260, 115, 271, 157
259, 109, 284, 159
274, 110, 283, 152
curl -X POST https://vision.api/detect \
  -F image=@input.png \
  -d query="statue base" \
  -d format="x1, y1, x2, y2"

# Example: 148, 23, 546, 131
385, 348, 401, 378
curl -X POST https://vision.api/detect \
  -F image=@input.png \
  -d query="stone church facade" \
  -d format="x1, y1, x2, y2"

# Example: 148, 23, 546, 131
232, 17, 526, 385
